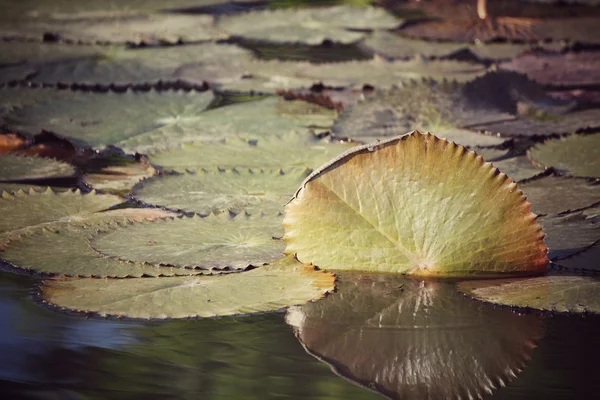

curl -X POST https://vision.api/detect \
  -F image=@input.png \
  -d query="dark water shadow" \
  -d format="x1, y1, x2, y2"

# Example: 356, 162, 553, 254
286, 273, 545, 400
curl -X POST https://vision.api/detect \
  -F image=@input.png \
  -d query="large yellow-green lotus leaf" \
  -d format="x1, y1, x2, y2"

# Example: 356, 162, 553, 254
133, 168, 310, 215
1, 224, 201, 278
458, 275, 600, 314
528, 133, 600, 178
0, 154, 75, 181
284, 131, 548, 276
91, 213, 285, 269
39, 255, 335, 319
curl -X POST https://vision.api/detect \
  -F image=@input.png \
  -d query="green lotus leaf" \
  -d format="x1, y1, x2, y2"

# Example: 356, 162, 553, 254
500, 50, 600, 87
25, 43, 252, 85
83, 158, 157, 195
0, 154, 75, 181
0, 183, 50, 194
332, 80, 509, 145
216, 6, 400, 45
1, 224, 204, 278
0, 188, 122, 244
541, 213, 600, 260
284, 131, 548, 276
147, 131, 356, 172
91, 213, 285, 269
6, 89, 214, 148
583, 204, 600, 219
555, 243, 600, 273
0, 87, 75, 116
13, 14, 225, 45
528, 133, 600, 178
520, 176, 600, 215
119, 97, 337, 154
458, 275, 600, 314
360, 31, 563, 61
297, 58, 487, 89
133, 168, 310, 215
286, 273, 543, 399
490, 155, 546, 182
39, 255, 335, 319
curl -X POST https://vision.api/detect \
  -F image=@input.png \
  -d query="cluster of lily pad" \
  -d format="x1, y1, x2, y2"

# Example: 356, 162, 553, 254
0, 0, 600, 398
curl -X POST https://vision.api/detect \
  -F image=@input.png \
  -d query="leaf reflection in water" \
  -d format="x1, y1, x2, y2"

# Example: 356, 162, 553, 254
286, 273, 544, 400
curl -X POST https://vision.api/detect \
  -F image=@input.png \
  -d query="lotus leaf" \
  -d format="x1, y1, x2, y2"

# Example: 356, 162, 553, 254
458, 275, 600, 314
284, 131, 548, 276
39, 255, 335, 319
520, 176, 600, 215
528, 133, 600, 178
541, 213, 600, 260
0, 154, 75, 181
83, 158, 157, 194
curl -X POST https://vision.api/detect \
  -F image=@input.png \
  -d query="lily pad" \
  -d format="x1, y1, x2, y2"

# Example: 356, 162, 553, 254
133, 168, 310, 215
500, 51, 600, 88
458, 275, 600, 314
331, 80, 509, 145
286, 274, 543, 399
147, 131, 356, 173
491, 155, 546, 182
1, 224, 200, 278
39, 255, 335, 319
0, 188, 122, 244
520, 176, 600, 215
284, 131, 548, 276
554, 243, 600, 272
541, 213, 600, 260
5, 89, 214, 148
91, 213, 285, 269
27, 43, 253, 86
13, 14, 225, 45
119, 96, 337, 154
528, 133, 600, 178
83, 158, 157, 194
0, 154, 75, 181
216, 6, 400, 45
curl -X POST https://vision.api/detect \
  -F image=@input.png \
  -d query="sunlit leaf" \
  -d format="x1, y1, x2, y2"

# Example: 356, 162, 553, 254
458, 275, 600, 314
528, 133, 600, 178
83, 157, 157, 195
216, 6, 400, 45
1, 224, 198, 278
6, 90, 214, 148
541, 213, 600, 260
0, 154, 74, 181
147, 131, 356, 172
133, 168, 310, 215
119, 96, 337, 154
91, 213, 285, 269
284, 131, 548, 276
39, 255, 335, 319
287, 274, 543, 399
520, 176, 600, 215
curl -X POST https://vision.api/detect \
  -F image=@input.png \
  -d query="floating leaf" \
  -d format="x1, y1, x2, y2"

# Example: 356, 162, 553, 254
39, 255, 335, 319
360, 31, 562, 61
83, 158, 157, 194
491, 155, 546, 182
15, 14, 225, 44
528, 133, 600, 178
26, 43, 252, 85
284, 131, 548, 276
119, 97, 336, 154
0, 154, 75, 181
458, 275, 600, 314
287, 274, 543, 399
0, 189, 122, 244
133, 168, 310, 215
555, 243, 600, 273
147, 131, 356, 173
1, 225, 199, 278
216, 6, 400, 45
91, 213, 285, 269
541, 213, 600, 260
6, 90, 214, 148
500, 51, 600, 88
520, 176, 600, 215
332, 80, 509, 145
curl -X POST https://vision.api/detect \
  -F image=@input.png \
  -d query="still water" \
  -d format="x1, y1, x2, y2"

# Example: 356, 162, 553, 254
1, 271, 598, 399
